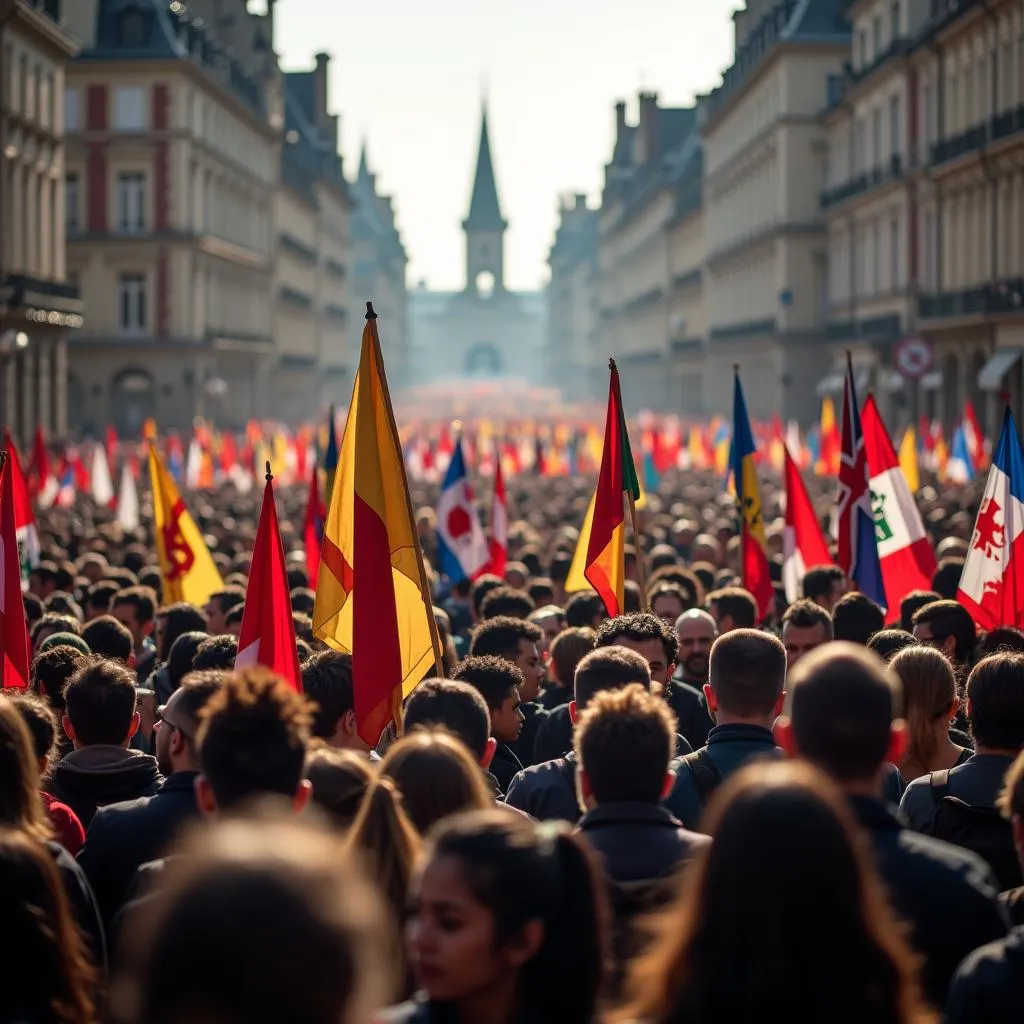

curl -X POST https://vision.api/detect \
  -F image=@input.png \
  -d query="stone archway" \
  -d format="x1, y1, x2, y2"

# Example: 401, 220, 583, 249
465, 343, 501, 377
111, 367, 156, 438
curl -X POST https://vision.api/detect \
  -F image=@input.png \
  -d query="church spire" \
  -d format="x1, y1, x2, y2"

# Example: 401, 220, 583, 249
357, 139, 371, 184
463, 104, 507, 232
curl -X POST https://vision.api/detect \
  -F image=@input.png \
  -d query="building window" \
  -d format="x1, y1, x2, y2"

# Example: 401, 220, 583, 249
65, 172, 80, 234
872, 15, 882, 58
113, 86, 147, 131
116, 172, 147, 233
890, 217, 900, 289
872, 107, 882, 166
889, 94, 901, 159
65, 86, 80, 131
854, 118, 866, 173
40, 73, 52, 130
890, 0, 900, 39
857, 29, 867, 69
117, 273, 147, 335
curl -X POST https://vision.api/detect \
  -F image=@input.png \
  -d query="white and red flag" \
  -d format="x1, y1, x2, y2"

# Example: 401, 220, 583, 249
488, 451, 509, 578
782, 444, 832, 603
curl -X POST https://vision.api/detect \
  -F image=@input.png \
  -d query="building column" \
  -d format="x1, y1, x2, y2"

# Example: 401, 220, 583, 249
52, 340, 67, 437
17, 349, 33, 442
35, 341, 52, 438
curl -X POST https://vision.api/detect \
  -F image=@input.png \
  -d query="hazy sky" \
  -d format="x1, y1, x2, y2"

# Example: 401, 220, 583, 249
270, 0, 736, 291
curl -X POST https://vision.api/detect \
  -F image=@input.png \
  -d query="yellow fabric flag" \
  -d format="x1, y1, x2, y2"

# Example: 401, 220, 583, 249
565, 491, 597, 595
148, 444, 223, 606
898, 426, 920, 494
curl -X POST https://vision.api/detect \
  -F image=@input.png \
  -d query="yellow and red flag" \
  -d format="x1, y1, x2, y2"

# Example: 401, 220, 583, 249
313, 306, 441, 746
148, 443, 223, 606
816, 396, 841, 476
580, 359, 640, 617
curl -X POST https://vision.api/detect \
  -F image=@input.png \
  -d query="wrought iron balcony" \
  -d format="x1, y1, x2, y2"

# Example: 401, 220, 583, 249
918, 279, 1024, 319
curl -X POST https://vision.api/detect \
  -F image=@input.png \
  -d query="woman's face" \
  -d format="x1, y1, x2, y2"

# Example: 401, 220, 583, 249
406, 853, 509, 1002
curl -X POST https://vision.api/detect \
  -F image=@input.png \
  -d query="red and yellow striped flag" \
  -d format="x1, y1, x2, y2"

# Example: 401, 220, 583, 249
312, 306, 441, 745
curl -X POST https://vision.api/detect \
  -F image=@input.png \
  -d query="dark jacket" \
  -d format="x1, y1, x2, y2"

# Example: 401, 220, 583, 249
532, 702, 573, 763
946, 926, 1024, 1023
538, 683, 571, 711
576, 802, 709, 885
77, 770, 200, 931
665, 723, 782, 829
849, 795, 1010, 1007
46, 745, 163, 829
505, 752, 581, 823
489, 742, 524, 796
665, 679, 714, 750
49, 841, 106, 970
506, 701, 547, 769
899, 753, 1016, 832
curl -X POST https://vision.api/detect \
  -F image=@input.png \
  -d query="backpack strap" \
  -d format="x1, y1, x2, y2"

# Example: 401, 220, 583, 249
929, 768, 952, 804
682, 748, 723, 805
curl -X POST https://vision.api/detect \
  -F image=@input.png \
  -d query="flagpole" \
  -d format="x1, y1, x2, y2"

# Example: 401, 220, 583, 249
626, 490, 649, 611
365, 302, 446, 682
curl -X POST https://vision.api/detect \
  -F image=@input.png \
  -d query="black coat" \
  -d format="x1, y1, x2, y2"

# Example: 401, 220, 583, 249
946, 926, 1024, 1023
505, 753, 580, 823
77, 771, 200, 932
665, 680, 714, 750
49, 841, 106, 970
489, 743, 524, 796
849, 795, 1010, 1007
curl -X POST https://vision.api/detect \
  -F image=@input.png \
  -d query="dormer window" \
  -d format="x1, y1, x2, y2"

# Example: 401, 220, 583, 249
116, 6, 151, 48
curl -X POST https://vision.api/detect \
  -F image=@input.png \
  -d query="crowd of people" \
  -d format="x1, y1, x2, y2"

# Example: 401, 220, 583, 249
4, 461, 1024, 1023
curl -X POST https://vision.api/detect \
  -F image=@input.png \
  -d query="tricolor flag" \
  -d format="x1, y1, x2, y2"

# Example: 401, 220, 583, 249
149, 443, 224, 606
91, 441, 115, 507
116, 458, 139, 531
2, 432, 39, 581
488, 451, 508, 578
313, 305, 441, 746
958, 408, 1024, 630
782, 444, 832, 603
730, 369, 774, 618
582, 359, 640, 618
946, 424, 975, 484
303, 461, 326, 589
435, 433, 489, 583
836, 355, 886, 610
861, 396, 936, 621
235, 468, 302, 692
0, 452, 30, 688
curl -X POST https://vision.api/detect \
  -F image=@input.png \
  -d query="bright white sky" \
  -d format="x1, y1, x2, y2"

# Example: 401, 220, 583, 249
269, 0, 736, 291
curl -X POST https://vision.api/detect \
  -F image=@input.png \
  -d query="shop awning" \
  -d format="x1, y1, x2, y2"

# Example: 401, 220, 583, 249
978, 349, 1023, 390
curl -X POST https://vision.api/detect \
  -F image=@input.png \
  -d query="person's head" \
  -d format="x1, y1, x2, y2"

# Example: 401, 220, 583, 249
775, 644, 904, 791
301, 651, 370, 753
166, 631, 210, 694
866, 629, 919, 662
780, 599, 833, 669
931, 556, 965, 600
469, 616, 545, 702
621, 761, 930, 1024
888, 646, 956, 773
801, 564, 847, 613
407, 810, 608, 1024
28, 560, 60, 599
84, 580, 120, 621
706, 587, 758, 633
452, 657, 525, 745
304, 746, 374, 830
564, 591, 606, 629
115, 815, 391, 1024
899, 589, 941, 634
30, 643, 89, 717
380, 729, 493, 834
224, 604, 244, 637
110, 585, 157, 650
831, 592, 885, 646
548, 627, 596, 688
204, 587, 246, 636
31, 613, 81, 653
195, 667, 313, 814
0, 695, 52, 842
156, 603, 209, 661
594, 612, 678, 685
403, 679, 495, 768
673, 608, 717, 684
965, 653, 1024, 754
527, 605, 566, 652
154, 671, 224, 776
480, 586, 536, 622
62, 658, 139, 749
469, 574, 505, 621
526, 579, 557, 609
706, 629, 787, 726
999, 749, 1024, 872
192, 634, 238, 672
0, 829, 96, 1024
575, 684, 676, 808
290, 587, 316, 616
22, 592, 43, 630
572, 646, 651, 718
980, 625, 1024, 657
912, 600, 978, 666
44, 591, 83, 621
7, 690, 59, 781
648, 583, 690, 625
81, 615, 134, 665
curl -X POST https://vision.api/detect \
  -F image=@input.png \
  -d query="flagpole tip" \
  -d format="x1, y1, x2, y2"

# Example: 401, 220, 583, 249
265, 460, 272, 482
608, 358, 617, 372
733, 363, 740, 374
365, 302, 377, 320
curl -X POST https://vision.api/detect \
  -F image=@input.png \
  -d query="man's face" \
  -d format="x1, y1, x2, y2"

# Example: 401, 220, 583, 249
112, 602, 145, 648
708, 603, 736, 635
913, 621, 956, 662
534, 616, 563, 652
677, 619, 716, 682
652, 593, 685, 625
514, 640, 544, 702
204, 599, 229, 636
490, 688, 524, 744
782, 621, 830, 669
615, 637, 671, 685
816, 578, 848, 613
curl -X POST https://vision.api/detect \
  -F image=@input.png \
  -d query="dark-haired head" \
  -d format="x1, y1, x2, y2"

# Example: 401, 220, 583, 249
707, 629, 786, 724
572, 645, 651, 711
595, 612, 678, 684
899, 590, 940, 634
867, 629, 919, 663
480, 586, 536, 622
780, 599, 833, 669
888, 646, 958, 776
706, 587, 759, 632
801, 565, 847, 613
966, 653, 1024, 753
832, 592, 885, 646
912, 600, 977, 667
157, 603, 209, 661
304, 746, 374, 830
979, 625, 1024, 658
931, 557, 965, 600
63, 659, 139, 748
166, 631, 210, 694
403, 679, 494, 765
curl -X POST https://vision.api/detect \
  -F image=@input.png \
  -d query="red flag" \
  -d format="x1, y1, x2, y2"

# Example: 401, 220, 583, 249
0, 453, 30, 689
234, 470, 302, 692
105, 425, 119, 462
488, 454, 508, 577
782, 445, 832, 603
303, 463, 326, 589
31, 426, 56, 507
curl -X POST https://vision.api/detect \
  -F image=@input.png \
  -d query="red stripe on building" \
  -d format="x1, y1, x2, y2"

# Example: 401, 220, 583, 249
155, 142, 170, 230
85, 85, 107, 131
156, 252, 169, 336
152, 84, 170, 130
86, 145, 107, 232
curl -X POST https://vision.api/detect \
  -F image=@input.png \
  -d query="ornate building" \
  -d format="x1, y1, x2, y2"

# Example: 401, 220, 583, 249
0, 0, 82, 440
409, 108, 545, 388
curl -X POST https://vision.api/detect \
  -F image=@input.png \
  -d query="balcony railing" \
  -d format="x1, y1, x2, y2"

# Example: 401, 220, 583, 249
918, 279, 1024, 319
821, 155, 903, 209
827, 313, 902, 341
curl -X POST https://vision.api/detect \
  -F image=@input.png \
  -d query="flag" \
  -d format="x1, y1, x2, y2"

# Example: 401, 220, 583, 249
435, 434, 489, 583
148, 443, 224, 606
186, 435, 203, 490
836, 356, 886, 610
947, 424, 975, 484
323, 404, 339, 504
116, 458, 139, 531
0, 453, 30, 689
958, 408, 1024, 630
488, 452, 508, 578
303, 462, 326, 589
782, 444, 832, 603
313, 307, 441, 746
898, 426, 920, 494
816, 396, 841, 476
730, 370, 774, 618
31, 426, 57, 508
235, 470, 302, 692
862, 397, 937, 621
91, 442, 114, 507
2, 432, 39, 582
963, 399, 985, 468
583, 360, 640, 617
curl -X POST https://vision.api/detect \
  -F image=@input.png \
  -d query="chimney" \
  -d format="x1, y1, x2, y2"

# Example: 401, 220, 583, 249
266, 0, 276, 47
639, 91, 659, 162
614, 100, 627, 146
314, 52, 330, 121
574, 193, 587, 210
733, 7, 748, 49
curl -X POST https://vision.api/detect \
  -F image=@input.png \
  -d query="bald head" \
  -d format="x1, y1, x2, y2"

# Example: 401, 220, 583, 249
675, 609, 718, 684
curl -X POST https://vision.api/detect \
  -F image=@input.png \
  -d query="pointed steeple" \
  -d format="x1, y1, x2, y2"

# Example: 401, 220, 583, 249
357, 139, 371, 183
463, 105, 507, 232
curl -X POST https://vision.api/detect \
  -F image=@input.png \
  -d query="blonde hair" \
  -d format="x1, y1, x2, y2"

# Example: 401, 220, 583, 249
0, 695, 53, 843
889, 646, 957, 771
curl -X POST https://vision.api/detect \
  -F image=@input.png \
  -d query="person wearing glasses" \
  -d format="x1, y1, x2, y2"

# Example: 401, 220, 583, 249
76, 670, 225, 935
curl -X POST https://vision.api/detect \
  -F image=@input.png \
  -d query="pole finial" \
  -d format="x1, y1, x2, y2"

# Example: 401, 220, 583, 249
733, 363, 740, 374
365, 301, 377, 320
608, 357, 617, 372
265, 460, 272, 482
